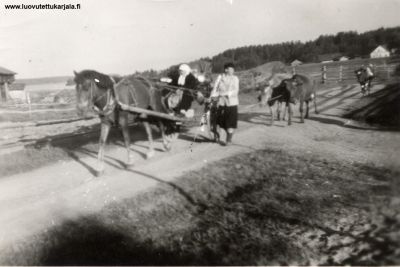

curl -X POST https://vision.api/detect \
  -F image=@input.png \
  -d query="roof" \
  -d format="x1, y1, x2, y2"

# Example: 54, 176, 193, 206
0, 66, 16, 75
291, 59, 302, 63
371, 45, 390, 53
318, 53, 342, 62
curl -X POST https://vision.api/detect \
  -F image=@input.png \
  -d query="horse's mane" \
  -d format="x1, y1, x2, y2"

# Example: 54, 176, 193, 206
74, 70, 115, 89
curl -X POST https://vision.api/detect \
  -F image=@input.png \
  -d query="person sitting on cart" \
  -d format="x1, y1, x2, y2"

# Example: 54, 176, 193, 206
167, 64, 200, 117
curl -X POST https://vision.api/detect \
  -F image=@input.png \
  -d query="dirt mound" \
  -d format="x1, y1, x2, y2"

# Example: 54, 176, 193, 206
251, 61, 289, 74
237, 61, 291, 91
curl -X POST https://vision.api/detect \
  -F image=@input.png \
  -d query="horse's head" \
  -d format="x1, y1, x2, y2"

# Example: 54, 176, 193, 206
74, 70, 92, 116
257, 81, 272, 106
73, 70, 114, 116
284, 75, 302, 93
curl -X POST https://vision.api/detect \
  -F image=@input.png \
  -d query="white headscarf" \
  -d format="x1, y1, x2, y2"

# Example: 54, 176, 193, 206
178, 64, 191, 85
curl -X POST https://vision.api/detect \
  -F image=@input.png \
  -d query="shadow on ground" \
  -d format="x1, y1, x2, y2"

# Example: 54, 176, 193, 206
343, 83, 400, 127
2, 148, 400, 266
36, 215, 201, 266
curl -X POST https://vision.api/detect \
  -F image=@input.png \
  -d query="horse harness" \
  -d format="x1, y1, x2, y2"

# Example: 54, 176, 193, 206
89, 80, 116, 117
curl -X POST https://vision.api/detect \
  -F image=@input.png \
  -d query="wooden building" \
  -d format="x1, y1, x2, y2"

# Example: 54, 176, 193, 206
370, 45, 391, 58
0, 66, 17, 102
290, 59, 303, 67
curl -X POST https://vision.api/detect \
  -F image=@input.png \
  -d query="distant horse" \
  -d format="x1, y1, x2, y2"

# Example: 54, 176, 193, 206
355, 68, 373, 96
74, 70, 176, 176
283, 74, 319, 125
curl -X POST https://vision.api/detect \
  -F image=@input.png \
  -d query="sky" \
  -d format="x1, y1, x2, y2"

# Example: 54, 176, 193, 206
0, 0, 399, 78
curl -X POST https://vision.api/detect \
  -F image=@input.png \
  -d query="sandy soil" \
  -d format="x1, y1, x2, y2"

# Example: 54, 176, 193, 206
0, 82, 399, 255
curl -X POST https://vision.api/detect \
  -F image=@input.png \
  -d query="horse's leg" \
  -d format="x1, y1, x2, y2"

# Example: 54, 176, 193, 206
361, 84, 366, 96
313, 92, 319, 114
287, 102, 293, 126
282, 102, 287, 121
143, 120, 155, 159
97, 122, 111, 175
299, 99, 305, 123
269, 103, 274, 125
305, 100, 310, 119
159, 121, 171, 151
120, 112, 134, 166
367, 79, 372, 95
276, 102, 281, 121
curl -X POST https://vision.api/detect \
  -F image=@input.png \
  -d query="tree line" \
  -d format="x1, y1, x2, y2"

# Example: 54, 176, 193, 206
139, 26, 400, 76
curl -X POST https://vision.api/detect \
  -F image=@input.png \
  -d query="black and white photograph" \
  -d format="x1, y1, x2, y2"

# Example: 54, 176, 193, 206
0, 0, 399, 265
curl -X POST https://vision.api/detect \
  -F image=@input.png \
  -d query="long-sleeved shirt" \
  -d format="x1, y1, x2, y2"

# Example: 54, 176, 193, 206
211, 74, 239, 106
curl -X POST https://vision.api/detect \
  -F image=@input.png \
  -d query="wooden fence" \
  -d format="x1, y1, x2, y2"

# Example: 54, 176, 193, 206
292, 56, 400, 84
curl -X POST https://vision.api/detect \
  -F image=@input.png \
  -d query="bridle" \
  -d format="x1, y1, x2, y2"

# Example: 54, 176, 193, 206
86, 79, 116, 116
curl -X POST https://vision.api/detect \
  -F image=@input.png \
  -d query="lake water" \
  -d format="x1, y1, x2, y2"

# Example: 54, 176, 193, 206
25, 82, 75, 92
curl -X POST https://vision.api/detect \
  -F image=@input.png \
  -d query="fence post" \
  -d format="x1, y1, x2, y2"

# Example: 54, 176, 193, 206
26, 91, 32, 119
385, 61, 390, 80
321, 66, 327, 84
339, 65, 343, 82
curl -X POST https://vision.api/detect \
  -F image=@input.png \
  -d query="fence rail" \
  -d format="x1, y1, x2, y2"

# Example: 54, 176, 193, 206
292, 56, 400, 84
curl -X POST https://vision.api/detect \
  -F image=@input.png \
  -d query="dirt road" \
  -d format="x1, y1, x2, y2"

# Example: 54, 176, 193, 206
0, 83, 399, 256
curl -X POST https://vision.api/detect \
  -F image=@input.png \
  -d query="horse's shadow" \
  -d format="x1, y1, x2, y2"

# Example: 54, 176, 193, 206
68, 147, 206, 213
110, 140, 165, 158
307, 116, 399, 132
178, 132, 214, 143
239, 112, 287, 127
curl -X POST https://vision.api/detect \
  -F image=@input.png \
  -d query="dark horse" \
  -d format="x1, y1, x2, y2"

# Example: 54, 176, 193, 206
355, 67, 373, 96
284, 74, 319, 125
74, 70, 176, 176
259, 78, 291, 125
260, 74, 318, 125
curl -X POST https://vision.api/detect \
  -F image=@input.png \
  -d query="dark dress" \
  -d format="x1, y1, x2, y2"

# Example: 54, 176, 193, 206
169, 73, 198, 112
217, 104, 238, 129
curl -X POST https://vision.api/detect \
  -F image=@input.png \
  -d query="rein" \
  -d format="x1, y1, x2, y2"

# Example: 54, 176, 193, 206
268, 94, 282, 102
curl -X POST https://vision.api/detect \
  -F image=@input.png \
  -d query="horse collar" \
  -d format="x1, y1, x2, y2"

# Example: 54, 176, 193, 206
90, 80, 116, 116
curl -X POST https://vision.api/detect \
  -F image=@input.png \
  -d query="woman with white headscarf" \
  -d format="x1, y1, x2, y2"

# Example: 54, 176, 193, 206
168, 63, 199, 113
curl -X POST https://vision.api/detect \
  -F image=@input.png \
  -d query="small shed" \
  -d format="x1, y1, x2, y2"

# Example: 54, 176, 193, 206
318, 53, 342, 63
370, 45, 391, 58
290, 59, 303, 67
0, 66, 17, 102
8, 83, 28, 103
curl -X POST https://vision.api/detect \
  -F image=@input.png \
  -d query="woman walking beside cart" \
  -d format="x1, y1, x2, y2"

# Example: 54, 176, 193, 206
211, 62, 239, 145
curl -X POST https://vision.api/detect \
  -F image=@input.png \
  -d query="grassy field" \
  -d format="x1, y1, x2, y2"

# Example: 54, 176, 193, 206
2, 148, 399, 265
0, 109, 78, 123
